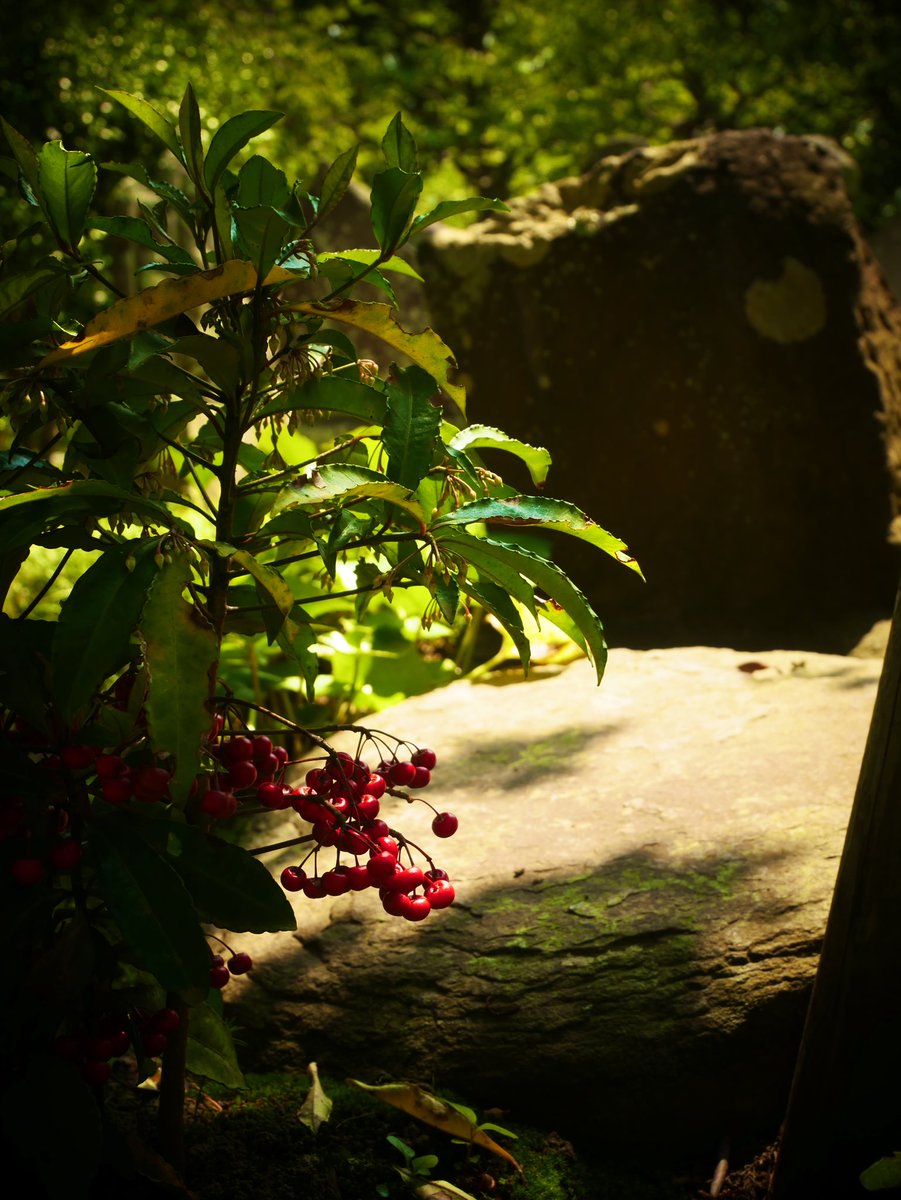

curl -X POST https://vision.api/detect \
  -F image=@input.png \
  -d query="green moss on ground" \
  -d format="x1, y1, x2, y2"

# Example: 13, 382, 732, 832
173, 1072, 701, 1200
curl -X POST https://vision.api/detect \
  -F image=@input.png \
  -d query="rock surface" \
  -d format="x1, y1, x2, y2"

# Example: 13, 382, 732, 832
227, 645, 882, 1156
417, 130, 901, 650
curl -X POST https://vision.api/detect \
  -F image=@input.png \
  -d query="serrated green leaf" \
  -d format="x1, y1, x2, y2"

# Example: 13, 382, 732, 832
235, 154, 291, 209
90, 814, 209, 998
449, 425, 552, 488
1, 117, 40, 195
140, 557, 217, 806
36, 141, 97, 250
88, 216, 196, 267
370, 167, 423, 253
432, 575, 459, 624
407, 197, 509, 241
384, 365, 441, 489
52, 541, 160, 722
461, 577, 531, 673
230, 548, 294, 642
185, 1000, 245, 1088
275, 463, 426, 526
318, 143, 358, 221
205, 112, 283, 193
178, 83, 205, 189
100, 89, 183, 161
319, 249, 423, 282
234, 206, 290, 277
382, 112, 419, 172
437, 530, 607, 681
166, 824, 296, 932
435, 495, 643, 577
256, 374, 386, 425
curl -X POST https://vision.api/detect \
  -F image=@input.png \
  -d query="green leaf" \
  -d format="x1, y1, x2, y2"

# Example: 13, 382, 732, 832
298, 1062, 333, 1133
0, 615, 53, 731
434, 495, 644, 577
0, 1056, 101, 1200
88, 216, 196, 267
318, 143, 358, 221
140, 557, 217, 807
432, 575, 459, 624
407, 197, 509, 241
213, 183, 234, 259
0, 117, 40, 195
205, 112, 283, 194
168, 332, 240, 393
178, 83, 205, 189
90, 813, 210, 998
461, 577, 531, 673
0, 265, 67, 319
382, 112, 419, 172
235, 154, 291, 209
256, 374, 387, 425
437, 531, 607, 681
166, 824, 296, 933
318, 250, 423, 282
52, 541, 160, 722
36, 141, 97, 251
861, 1152, 901, 1191
234, 206, 291, 277
449, 425, 552, 489
384, 365, 441, 489
230, 548, 294, 643
99, 89, 183, 162
185, 1000, 245, 1088
370, 167, 423, 253
0, 479, 181, 530
275, 464, 426, 526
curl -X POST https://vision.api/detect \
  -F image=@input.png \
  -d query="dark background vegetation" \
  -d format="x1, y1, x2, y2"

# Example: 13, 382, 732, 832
2, 0, 900, 227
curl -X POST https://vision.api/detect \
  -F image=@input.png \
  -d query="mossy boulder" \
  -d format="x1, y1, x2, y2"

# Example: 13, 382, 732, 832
417, 130, 901, 650
226, 646, 881, 1161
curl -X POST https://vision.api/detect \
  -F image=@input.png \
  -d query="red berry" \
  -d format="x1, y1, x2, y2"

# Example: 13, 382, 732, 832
339, 827, 371, 855
382, 866, 425, 895
255, 752, 280, 780
302, 876, 328, 899
228, 759, 258, 790
228, 952, 253, 975
85, 1036, 113, 1062
12, 857, 44, 886
50, 840, 82, 873
322, 867, 351, 896
305, 767, 330, 792
201, 789, 234, 819
53, 1034, 83, 1060
388, 761, 416, 787
210, 953, 224, 967
381, 891, 412, 917
330, 795, 351, 816
412, 748, 437, 771
295, 796, 325, 824
151, 1008, 181, 1036
95, 753, 124, 778
221, 736, 253, 763
403, 895, 432, 921
209, 965, 231, 989
133, 764, 170, 801
363, 819, 390, 840
251, 735, 273, 759
280, 866, 307, 892
432, 812, 459, 838
372, 835, 399, 858
81, 1061, 111, 1087
426, 879, 456, 909
367, 853, 400, 885
424, 867, 449, 883
364, 773, 386, 799
143, 1031, 168, 1057
108, 1028, 130, 1056
346, 864, 372, 891
356, 795, 380, 821
410, 766, 431, 789
102, 778, 132, 804
312, 818, 340, 846
61, 745, 96, 771
257, 782, 291, 809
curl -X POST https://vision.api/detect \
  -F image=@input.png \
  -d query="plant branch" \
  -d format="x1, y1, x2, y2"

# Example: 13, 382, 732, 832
19, 547, 74, 618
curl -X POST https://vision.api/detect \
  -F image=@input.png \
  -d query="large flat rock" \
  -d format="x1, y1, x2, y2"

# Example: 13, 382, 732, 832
227, 647, 882, 1157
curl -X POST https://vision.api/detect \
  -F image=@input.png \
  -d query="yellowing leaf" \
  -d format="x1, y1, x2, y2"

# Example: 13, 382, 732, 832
347, 1080, 522, 1174
289, 300, 465, 411
298, 1062, 332, 1134
39, 260, 296, 365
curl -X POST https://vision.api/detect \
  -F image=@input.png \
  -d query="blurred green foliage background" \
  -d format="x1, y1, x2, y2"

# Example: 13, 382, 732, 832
2, 0, 900, 227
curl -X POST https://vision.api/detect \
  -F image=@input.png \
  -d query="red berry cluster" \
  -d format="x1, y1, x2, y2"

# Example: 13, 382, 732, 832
52, 1007, 180, 1087
209, 949, 253, 989
277, 744, 458, 920
200, 730, 290, 819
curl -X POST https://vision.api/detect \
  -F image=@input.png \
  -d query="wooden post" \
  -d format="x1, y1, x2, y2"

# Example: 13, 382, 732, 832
771, 579, 901, 1197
